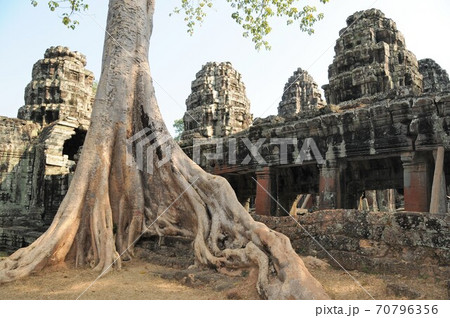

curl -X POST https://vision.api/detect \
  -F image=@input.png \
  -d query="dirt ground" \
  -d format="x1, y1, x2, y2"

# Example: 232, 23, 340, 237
0, 254, 447, 300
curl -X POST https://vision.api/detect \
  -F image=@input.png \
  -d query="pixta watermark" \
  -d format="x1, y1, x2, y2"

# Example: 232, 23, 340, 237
126, 128, 172, 174
193, 137, 325, 165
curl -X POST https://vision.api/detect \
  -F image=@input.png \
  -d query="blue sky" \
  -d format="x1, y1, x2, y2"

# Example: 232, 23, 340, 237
1, 0, 449, 136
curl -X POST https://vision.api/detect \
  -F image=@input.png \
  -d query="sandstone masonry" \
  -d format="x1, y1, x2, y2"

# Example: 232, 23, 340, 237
0, 47, 93, 251
278, 68, 326, 117
181, 62, 252, 142
323, 9, 423, 108
180, 9, 450, 275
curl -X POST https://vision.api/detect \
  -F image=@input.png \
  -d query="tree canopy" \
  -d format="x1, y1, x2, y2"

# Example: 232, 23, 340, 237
173, 118, 184, 141
30, 0, 329, 49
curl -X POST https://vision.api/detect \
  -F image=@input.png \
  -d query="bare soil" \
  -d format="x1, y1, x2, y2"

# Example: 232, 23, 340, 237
0, 255, 447, 300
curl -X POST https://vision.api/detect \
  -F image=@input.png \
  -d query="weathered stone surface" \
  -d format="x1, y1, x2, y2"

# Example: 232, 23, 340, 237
0, 47, 92, 251
0, 117, 41, 225
181, 62, 252, 141
183, 9, 449, 219
278, 68, 325, 117
17, 46, 94, 124
323, 9, 423, 108
0, 227, 44, 253
419, 59, 450, 93
254, 211, 450, 277
191, 94, 448, 170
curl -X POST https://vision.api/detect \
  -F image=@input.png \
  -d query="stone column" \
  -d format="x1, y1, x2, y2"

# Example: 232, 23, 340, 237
387, 189, 396, 212
254, 167, 275, 216
430, 146, 447, 214
366, 190, 378, 212
401, 152, 432, 212
319, 160, 341, 209
375, 189, 396, 212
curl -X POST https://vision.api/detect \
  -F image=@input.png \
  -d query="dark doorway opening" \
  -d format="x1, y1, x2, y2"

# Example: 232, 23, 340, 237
63, 128, 87, 160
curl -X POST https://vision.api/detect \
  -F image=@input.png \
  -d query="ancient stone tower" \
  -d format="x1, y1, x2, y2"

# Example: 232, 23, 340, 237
278, 68, 326, 117
323, 9, 423, 107
181, 62, 252, 140
17, 46, 94, 124
418, 58, 450, 93
0, 47, 94, 250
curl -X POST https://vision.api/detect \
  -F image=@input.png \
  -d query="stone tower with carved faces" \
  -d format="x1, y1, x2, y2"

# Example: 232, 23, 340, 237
323, 9, 423, 107
18, 46, 94, 124
278, 68, 326, 117
181, 62, 252, 141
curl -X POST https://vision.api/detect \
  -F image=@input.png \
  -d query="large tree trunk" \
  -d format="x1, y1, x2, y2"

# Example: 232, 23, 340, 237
0, 0, 328, 299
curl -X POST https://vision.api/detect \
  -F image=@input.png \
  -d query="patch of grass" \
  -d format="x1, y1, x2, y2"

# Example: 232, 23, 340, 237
0, 251, 9, 258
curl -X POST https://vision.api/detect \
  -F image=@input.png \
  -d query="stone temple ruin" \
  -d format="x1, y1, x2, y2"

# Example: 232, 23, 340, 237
278, 68, 326, 117
419, 58, 450, 94
0, 46, 93, 248
322, 9, 423, 106
181, 9, 450, 276
181, 62, 252, 141
0, 10, 449, 278
18, 46, 94, 124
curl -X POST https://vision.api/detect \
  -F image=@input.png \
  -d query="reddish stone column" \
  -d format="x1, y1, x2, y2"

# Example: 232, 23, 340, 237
430, 146, 447, 214
255, 167, 275, 215
319, 161, 341, 210
401, 152, 432, 212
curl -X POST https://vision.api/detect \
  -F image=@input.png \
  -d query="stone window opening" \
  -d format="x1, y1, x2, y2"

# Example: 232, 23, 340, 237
31, 107, 45, 123
41, 64, 49, 75
398, 53, 404, 64
63, 128, 87, 161
68, 70, 80, 82
44, 110, 59, 124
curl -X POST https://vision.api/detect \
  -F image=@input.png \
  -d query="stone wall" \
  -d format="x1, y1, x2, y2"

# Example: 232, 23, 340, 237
0, 117, 89, 251
254, 210, 449, 277
0, 117, 41, 223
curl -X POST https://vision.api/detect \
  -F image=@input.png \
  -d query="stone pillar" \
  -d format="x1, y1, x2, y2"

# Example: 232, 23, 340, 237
401, 152, 432, 212
387, 189, 396, 212
366, 190, 378, 212
375, 189, 396, 212
319, 160, 341, 209
254, 167, 275, 215
430, 146, 447, 214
